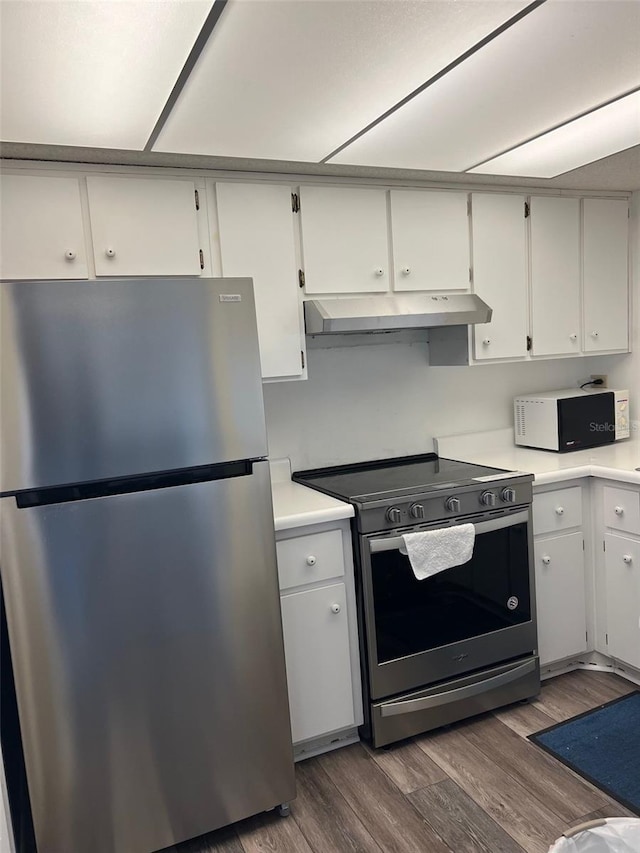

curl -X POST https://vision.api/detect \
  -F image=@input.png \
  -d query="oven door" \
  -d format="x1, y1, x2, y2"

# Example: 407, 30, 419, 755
360, 508, 537, 701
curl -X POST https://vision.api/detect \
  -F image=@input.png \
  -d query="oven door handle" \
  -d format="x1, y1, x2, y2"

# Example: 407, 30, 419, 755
369, 509, 529, 554
379, 658, 537, 717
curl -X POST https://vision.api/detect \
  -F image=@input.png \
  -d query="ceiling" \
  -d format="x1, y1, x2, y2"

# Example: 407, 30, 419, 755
1, 0, 639, 192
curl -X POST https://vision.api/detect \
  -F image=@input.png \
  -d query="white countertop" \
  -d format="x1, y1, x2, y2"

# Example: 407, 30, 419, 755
434, 428, 640, 487
270, 459, 354, 532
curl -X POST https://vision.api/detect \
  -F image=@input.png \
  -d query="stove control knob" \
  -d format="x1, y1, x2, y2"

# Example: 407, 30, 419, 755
501, 487, 516, 503
480, 490, 497, 507
409, 503, 425, 519
445, 497, 461, 513
386, 507, 402, 524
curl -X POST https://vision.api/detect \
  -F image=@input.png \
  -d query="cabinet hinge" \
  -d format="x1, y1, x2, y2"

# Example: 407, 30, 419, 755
524, 201, 530, 218
467, 198, 471, 217
194, 189, 200, 211
603, 539, 606, 551
469, 267, 473, 284
526, 335, 532, 352
301, 350, 305, 369
291, 192, 300, 213
298, 269, 305, 288
605, 633, 609, 645
583, 538, 585, 550
199, 249, 204, 270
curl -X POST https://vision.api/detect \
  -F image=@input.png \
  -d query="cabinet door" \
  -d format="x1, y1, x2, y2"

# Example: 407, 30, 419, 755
216, 182, 304, 380
299, 186, 388, 294
87, 176, 202, 276
390, 190, 469, 292
534, 532, 586, 666
471, 194, 528, 360
604, 534, 640, 668
0, 174, 88, 280
280, 583, 355, 743
530, 196, 580, 356
583, 198, 629, 353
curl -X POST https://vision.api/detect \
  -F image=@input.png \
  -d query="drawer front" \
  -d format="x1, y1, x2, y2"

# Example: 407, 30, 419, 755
533, 487, 582, 535
603, 486, 640, 534
276, 528, 344, 591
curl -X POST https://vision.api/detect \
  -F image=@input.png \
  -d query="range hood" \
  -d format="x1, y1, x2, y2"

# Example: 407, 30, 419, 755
304, 293, 492, 335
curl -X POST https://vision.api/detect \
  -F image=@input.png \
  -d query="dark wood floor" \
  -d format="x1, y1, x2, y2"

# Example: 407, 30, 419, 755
169, 671, 637, 853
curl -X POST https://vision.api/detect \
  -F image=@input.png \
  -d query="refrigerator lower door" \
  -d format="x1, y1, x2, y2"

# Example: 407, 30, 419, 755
0, 461, 295, 853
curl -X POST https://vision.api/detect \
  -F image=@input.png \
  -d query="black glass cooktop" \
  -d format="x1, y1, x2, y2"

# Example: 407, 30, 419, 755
292, 453, 511, 503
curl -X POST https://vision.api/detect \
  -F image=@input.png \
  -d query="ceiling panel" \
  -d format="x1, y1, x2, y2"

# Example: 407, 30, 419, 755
0, 1, 212, 149
329, 0, 640, 171
469, 90, 640, 178
154, 0, 529, 160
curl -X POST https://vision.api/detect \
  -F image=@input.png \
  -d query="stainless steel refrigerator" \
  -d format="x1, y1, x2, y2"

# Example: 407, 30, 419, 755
0, 277, 295, 853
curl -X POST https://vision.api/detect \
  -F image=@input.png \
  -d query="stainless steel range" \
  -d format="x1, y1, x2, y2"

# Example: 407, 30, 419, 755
293, 454, 540, 747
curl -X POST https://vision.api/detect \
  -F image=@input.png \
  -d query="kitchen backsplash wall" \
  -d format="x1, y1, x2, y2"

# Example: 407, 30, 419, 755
263, 348, 627, 470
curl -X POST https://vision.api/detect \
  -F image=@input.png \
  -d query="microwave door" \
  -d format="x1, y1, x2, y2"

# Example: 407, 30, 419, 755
558, 393, 614, 451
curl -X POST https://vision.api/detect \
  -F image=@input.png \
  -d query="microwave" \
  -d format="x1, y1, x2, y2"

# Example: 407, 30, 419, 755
514, 388, 630, 452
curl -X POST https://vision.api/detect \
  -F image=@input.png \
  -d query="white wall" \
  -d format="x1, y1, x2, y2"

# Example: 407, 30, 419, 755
263, 343, 627, 470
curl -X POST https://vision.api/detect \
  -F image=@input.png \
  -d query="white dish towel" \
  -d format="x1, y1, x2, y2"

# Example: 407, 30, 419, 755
401, 524, 475, 581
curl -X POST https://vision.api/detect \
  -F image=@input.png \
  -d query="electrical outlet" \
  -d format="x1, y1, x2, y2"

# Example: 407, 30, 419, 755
590, 374, 608, 387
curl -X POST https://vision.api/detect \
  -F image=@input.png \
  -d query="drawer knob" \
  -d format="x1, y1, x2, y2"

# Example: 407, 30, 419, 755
614, 506, 624, 516
623, 554, 633, 564
306, 555, 317, 566
482, 338, 491, 346
555, 507, 564, 516
105, 247, 116, 258
65, 249, 77, 261
374, 267, 384, 277
591, 331, 599, 338
542, 555, 551, 565
569, 333, 577, 342
401, 266, 411, 276
330, 603, 341, 614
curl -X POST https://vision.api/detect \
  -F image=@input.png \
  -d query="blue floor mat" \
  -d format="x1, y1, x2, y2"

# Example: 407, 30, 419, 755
529, 691, 640, 815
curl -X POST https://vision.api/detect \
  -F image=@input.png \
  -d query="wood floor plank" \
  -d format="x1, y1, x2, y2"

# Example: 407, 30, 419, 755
235, 811, 314, 853
581, 670, 637, 699
318, 743, 451, 853
463, 715, 607, 820
534, 675, 602, 721
494, 699, 558, 737
417, 723, 567, 853
362, 737, 448, 793
409, 778, 526, 853
291, 758, 384, 852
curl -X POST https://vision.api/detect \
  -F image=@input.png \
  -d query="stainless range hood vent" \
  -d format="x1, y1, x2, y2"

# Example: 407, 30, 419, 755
304, 293, 492, 335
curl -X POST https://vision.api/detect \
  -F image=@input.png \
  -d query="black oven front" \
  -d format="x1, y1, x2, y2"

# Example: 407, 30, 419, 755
357, 507, 540, 746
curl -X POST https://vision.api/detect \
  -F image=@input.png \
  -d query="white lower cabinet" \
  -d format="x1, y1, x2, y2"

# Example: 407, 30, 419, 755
533, 485, 587, 667
604, 534, 640, 669
280, 583, 354, 743
534, 532, 586, 666
276, 521, 362, 754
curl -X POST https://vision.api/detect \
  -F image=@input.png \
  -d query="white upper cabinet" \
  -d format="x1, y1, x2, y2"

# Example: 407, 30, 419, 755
471, 193, 528, 361
215, 182, 304, 380
299, 186, 389, 294
86, 176, 202, 277
583, 198, 629, 353
530, 196, 580, 356
389, 190, 470, 292
0, 174, 88, 280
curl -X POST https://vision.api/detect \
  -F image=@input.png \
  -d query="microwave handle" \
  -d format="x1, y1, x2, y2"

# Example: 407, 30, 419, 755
369, 509, 529, 554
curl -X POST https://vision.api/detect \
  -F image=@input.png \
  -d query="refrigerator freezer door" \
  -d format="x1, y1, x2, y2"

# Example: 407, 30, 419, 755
0, 461, 295, 853
0, 278, 268, 494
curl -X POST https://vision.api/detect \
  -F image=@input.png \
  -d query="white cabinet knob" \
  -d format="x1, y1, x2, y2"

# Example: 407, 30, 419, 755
306, 555, 316, 566
542, 555, 551, 565
614, 506, 624, 516
482, 338, 491, 346
569, 334, 577, 342
65, 249, 76, 261
555, 506, 564, 516
401, 267, 411, 276
105, 247, 116, 258
374, 267, 384, 277
591, 331, 599, 338
330, 603, 341, 614
623, 554, 633, 564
